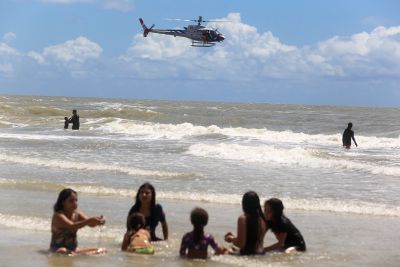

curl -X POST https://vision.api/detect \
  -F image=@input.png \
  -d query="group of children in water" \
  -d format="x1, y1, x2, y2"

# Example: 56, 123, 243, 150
50, 182, 306, 259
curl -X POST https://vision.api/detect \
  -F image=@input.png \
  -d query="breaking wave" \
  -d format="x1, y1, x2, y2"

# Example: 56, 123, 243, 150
96, 120, 400, 149
186, 143, 400, 177
0, 154, 192, 178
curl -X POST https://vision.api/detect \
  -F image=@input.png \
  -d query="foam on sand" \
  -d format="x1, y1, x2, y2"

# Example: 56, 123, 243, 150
1, 179, 398, 217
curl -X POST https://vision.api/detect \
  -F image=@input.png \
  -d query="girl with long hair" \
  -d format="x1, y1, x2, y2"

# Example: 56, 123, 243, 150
127, 183, 168, 241
225, 191, 267, 255
263, 198, 306, 253
50, 188, 106, 255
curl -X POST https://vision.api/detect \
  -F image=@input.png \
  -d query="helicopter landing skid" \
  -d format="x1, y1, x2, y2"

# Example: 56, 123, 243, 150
191, 41, 215, 47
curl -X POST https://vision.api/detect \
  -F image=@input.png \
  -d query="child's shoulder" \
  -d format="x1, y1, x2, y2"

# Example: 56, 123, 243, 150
155, 203, 163, 209
204, 233, 216, 240
182, 231, 193, 238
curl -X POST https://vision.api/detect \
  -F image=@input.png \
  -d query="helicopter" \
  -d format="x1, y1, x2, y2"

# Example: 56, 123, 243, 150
139, 16, 225, 47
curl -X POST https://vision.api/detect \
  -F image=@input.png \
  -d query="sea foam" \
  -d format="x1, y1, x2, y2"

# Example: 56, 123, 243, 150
96, 120, 400, 149
0, 154, 191, 178
186, 143, 400, 177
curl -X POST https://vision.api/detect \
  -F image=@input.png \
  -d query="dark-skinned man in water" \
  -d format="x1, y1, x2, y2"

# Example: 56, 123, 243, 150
69, 109, 80, 130
342, 122, 358, 149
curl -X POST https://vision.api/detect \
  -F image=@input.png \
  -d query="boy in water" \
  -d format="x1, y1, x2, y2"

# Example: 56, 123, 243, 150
64, 117, 69, 129
342, 122, 358, 149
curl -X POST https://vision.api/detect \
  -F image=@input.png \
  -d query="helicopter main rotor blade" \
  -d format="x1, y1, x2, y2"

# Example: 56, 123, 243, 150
203, 20, 231, 23
164, 18, 193, 22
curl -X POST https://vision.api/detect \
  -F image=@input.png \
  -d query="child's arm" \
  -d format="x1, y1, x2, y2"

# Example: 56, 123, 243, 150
53, 212, 101, 231
121, 232, 130, 251
264, 232, 287, 252
215, 245, 230, 255
208, 234, 228, 255
77, 211, 105, 227
179, 234, 188, 257
225, 215, 246, 249
161, 221, 168, 240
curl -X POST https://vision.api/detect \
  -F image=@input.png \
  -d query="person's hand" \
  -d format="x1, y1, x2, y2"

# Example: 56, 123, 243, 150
215, 246, 229, 255
224, 232, 234, 243
87, 217, 100, 227
97, 215, 106, 225
87, 216, 105, 227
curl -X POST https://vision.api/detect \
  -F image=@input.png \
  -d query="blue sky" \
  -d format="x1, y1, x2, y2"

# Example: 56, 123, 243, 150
1, 0, 400, 106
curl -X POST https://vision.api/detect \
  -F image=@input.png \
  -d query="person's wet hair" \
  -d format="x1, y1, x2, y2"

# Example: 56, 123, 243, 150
126, 183, 156, 229
241, 191, 266, 255
53, 188, 76, 212
348, 122, 353, 128
190, 207, 208, 244
265, 198, 284, 222
127, 212, 146, 232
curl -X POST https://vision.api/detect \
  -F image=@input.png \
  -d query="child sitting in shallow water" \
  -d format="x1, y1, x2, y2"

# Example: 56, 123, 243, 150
180, 207, 227, 259
122, 212, 154, 254
50, 188, 106, 255
263, 198, 306, 253
64, 117, 69, 129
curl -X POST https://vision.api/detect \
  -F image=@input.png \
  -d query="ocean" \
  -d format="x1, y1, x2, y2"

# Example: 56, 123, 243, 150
0, 94, 399, 267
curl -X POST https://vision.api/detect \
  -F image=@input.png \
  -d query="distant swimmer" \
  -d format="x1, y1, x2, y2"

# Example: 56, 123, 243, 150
64, 117, 69, 129
69, 109, 80, 130
342, 122, 358, 149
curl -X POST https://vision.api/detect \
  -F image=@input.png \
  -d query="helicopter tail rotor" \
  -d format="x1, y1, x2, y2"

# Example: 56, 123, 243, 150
139, 18, 154, 37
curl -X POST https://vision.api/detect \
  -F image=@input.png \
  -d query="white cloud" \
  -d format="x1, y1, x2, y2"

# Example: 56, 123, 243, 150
0, 36, 103, 79
315, 26, 400, 76
212, 13, 296, 58
0, 42, 19, 75
2, 32, 16, 44
0, 43, 19, 56
123, 34, 195, 60
28, 51, 45, 64
42, 36, 102, 64
317, 26, 400, 58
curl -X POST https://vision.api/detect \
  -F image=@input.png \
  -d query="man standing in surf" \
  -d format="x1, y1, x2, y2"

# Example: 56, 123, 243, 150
69, 109, 80, 130
342, 122, 358, 149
